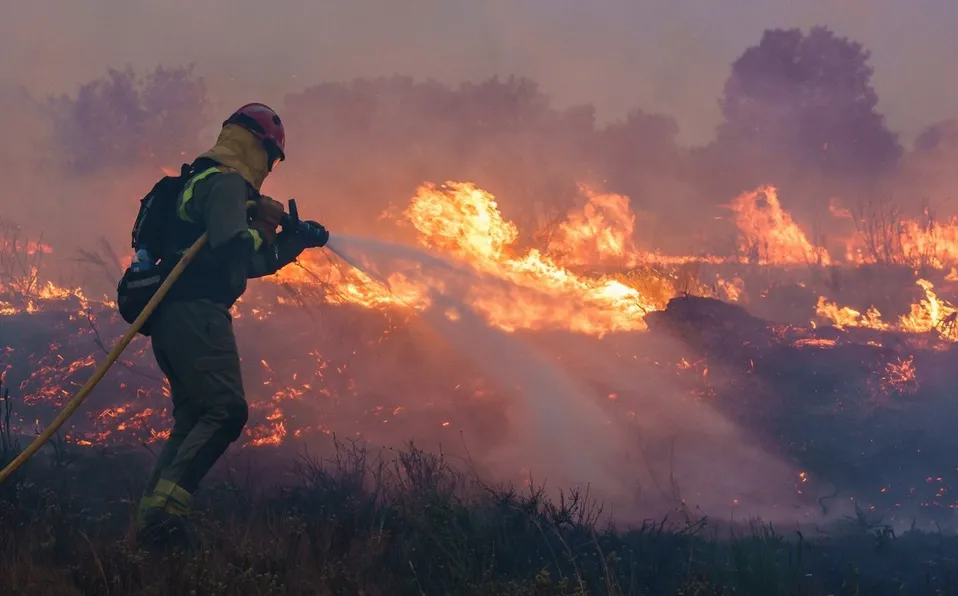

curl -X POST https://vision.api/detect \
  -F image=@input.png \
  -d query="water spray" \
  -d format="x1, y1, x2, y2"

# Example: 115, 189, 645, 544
325, 237, 391, 289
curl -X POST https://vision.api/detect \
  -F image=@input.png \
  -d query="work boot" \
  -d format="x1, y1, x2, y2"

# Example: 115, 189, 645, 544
135, 478, 197, 552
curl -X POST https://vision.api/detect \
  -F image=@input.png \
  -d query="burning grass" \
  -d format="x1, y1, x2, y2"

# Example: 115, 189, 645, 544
5, 181, 958, 511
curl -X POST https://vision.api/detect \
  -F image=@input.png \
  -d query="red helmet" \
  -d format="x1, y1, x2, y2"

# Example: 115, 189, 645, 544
223, 102, 286, 164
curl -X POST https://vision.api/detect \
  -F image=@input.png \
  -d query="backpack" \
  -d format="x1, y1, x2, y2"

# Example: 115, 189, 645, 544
116, 163, 197, 335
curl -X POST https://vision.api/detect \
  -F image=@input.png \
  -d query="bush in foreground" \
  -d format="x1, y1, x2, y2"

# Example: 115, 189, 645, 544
1, 422, 958, 595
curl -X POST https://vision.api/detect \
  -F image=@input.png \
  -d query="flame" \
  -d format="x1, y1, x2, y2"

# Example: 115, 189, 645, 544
274, 257, 427, 311
0, 238, 53, 256
814, 296, 889, 331
716, 276, 745, 302
0, 273, 94, 316
792, 338, 837, 348
726, 186, 830, 265
275, 181, 681, 336
899, 279, 958, 341
814, 279, 958, 342
398, 182, 664, 335
7, 177, 958, 463
896, 218, 958, 269
546, 187, 640, 268
836, 202, 958, 269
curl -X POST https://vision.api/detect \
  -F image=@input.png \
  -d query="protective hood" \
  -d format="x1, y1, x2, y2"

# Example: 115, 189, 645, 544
197, 123, 269, 190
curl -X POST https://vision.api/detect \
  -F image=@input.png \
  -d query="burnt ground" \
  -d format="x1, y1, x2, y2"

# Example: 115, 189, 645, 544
646, 294, 958, 529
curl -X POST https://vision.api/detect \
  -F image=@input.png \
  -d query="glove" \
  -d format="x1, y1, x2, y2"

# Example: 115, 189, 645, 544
250, 196, 285, 245
264, 220, 328, 272
300, 220, 329, 248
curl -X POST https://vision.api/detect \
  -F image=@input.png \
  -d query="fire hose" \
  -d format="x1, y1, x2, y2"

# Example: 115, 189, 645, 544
0, 199, 325, 485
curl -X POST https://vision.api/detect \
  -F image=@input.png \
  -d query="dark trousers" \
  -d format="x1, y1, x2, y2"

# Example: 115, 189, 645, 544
146, 299, 249, 494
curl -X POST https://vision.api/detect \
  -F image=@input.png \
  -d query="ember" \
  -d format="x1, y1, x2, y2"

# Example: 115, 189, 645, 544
879, 355, 919, 396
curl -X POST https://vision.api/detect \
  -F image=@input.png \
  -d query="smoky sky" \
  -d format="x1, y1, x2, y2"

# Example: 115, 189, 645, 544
3, 0, 956, 146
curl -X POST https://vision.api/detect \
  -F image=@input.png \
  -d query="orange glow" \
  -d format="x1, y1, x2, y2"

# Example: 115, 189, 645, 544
546, 187, 641, 268
879, 356, 919, 396
899, 279, 958, 341
726, 186, 830, 265
815, 296, 889, 331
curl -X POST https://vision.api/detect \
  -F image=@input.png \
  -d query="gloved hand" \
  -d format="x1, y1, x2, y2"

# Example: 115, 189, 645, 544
265, 220, 329, 272
250, 196, 285, 245
300, 220, 330, 248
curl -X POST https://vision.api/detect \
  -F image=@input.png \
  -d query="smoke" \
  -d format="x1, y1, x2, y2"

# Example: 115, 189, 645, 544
0, 2, 955, 274
325, 234, 827, 524
329, 236, 624, 498
3, 0, 956, 529
3, 1, 957, 146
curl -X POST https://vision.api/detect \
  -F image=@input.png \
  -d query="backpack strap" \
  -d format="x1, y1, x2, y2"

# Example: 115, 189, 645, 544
131, 163, 193, 250
176, 165, 224, 224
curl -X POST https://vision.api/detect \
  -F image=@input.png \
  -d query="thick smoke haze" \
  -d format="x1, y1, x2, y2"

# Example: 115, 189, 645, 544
3, 0, 958, 526
3, 0, 957, 146
326, 235, 824, 525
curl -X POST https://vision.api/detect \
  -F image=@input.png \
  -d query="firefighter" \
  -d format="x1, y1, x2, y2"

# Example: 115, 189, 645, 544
135, 103, 328, 546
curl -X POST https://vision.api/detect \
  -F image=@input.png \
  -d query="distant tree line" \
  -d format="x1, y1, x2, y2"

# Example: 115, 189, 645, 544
34, 26, 958, 252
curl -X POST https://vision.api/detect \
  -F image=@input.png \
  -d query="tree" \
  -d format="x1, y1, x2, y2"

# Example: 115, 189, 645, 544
139, 65, 213, 165
900, 119, 958, 203
50, 65, 210, 175
595, 110, 683, 200
717, 27, 901, 182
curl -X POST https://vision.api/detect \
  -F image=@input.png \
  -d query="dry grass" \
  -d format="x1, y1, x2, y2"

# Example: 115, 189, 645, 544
0, 217, 48, 302
1, 428, 958, 595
